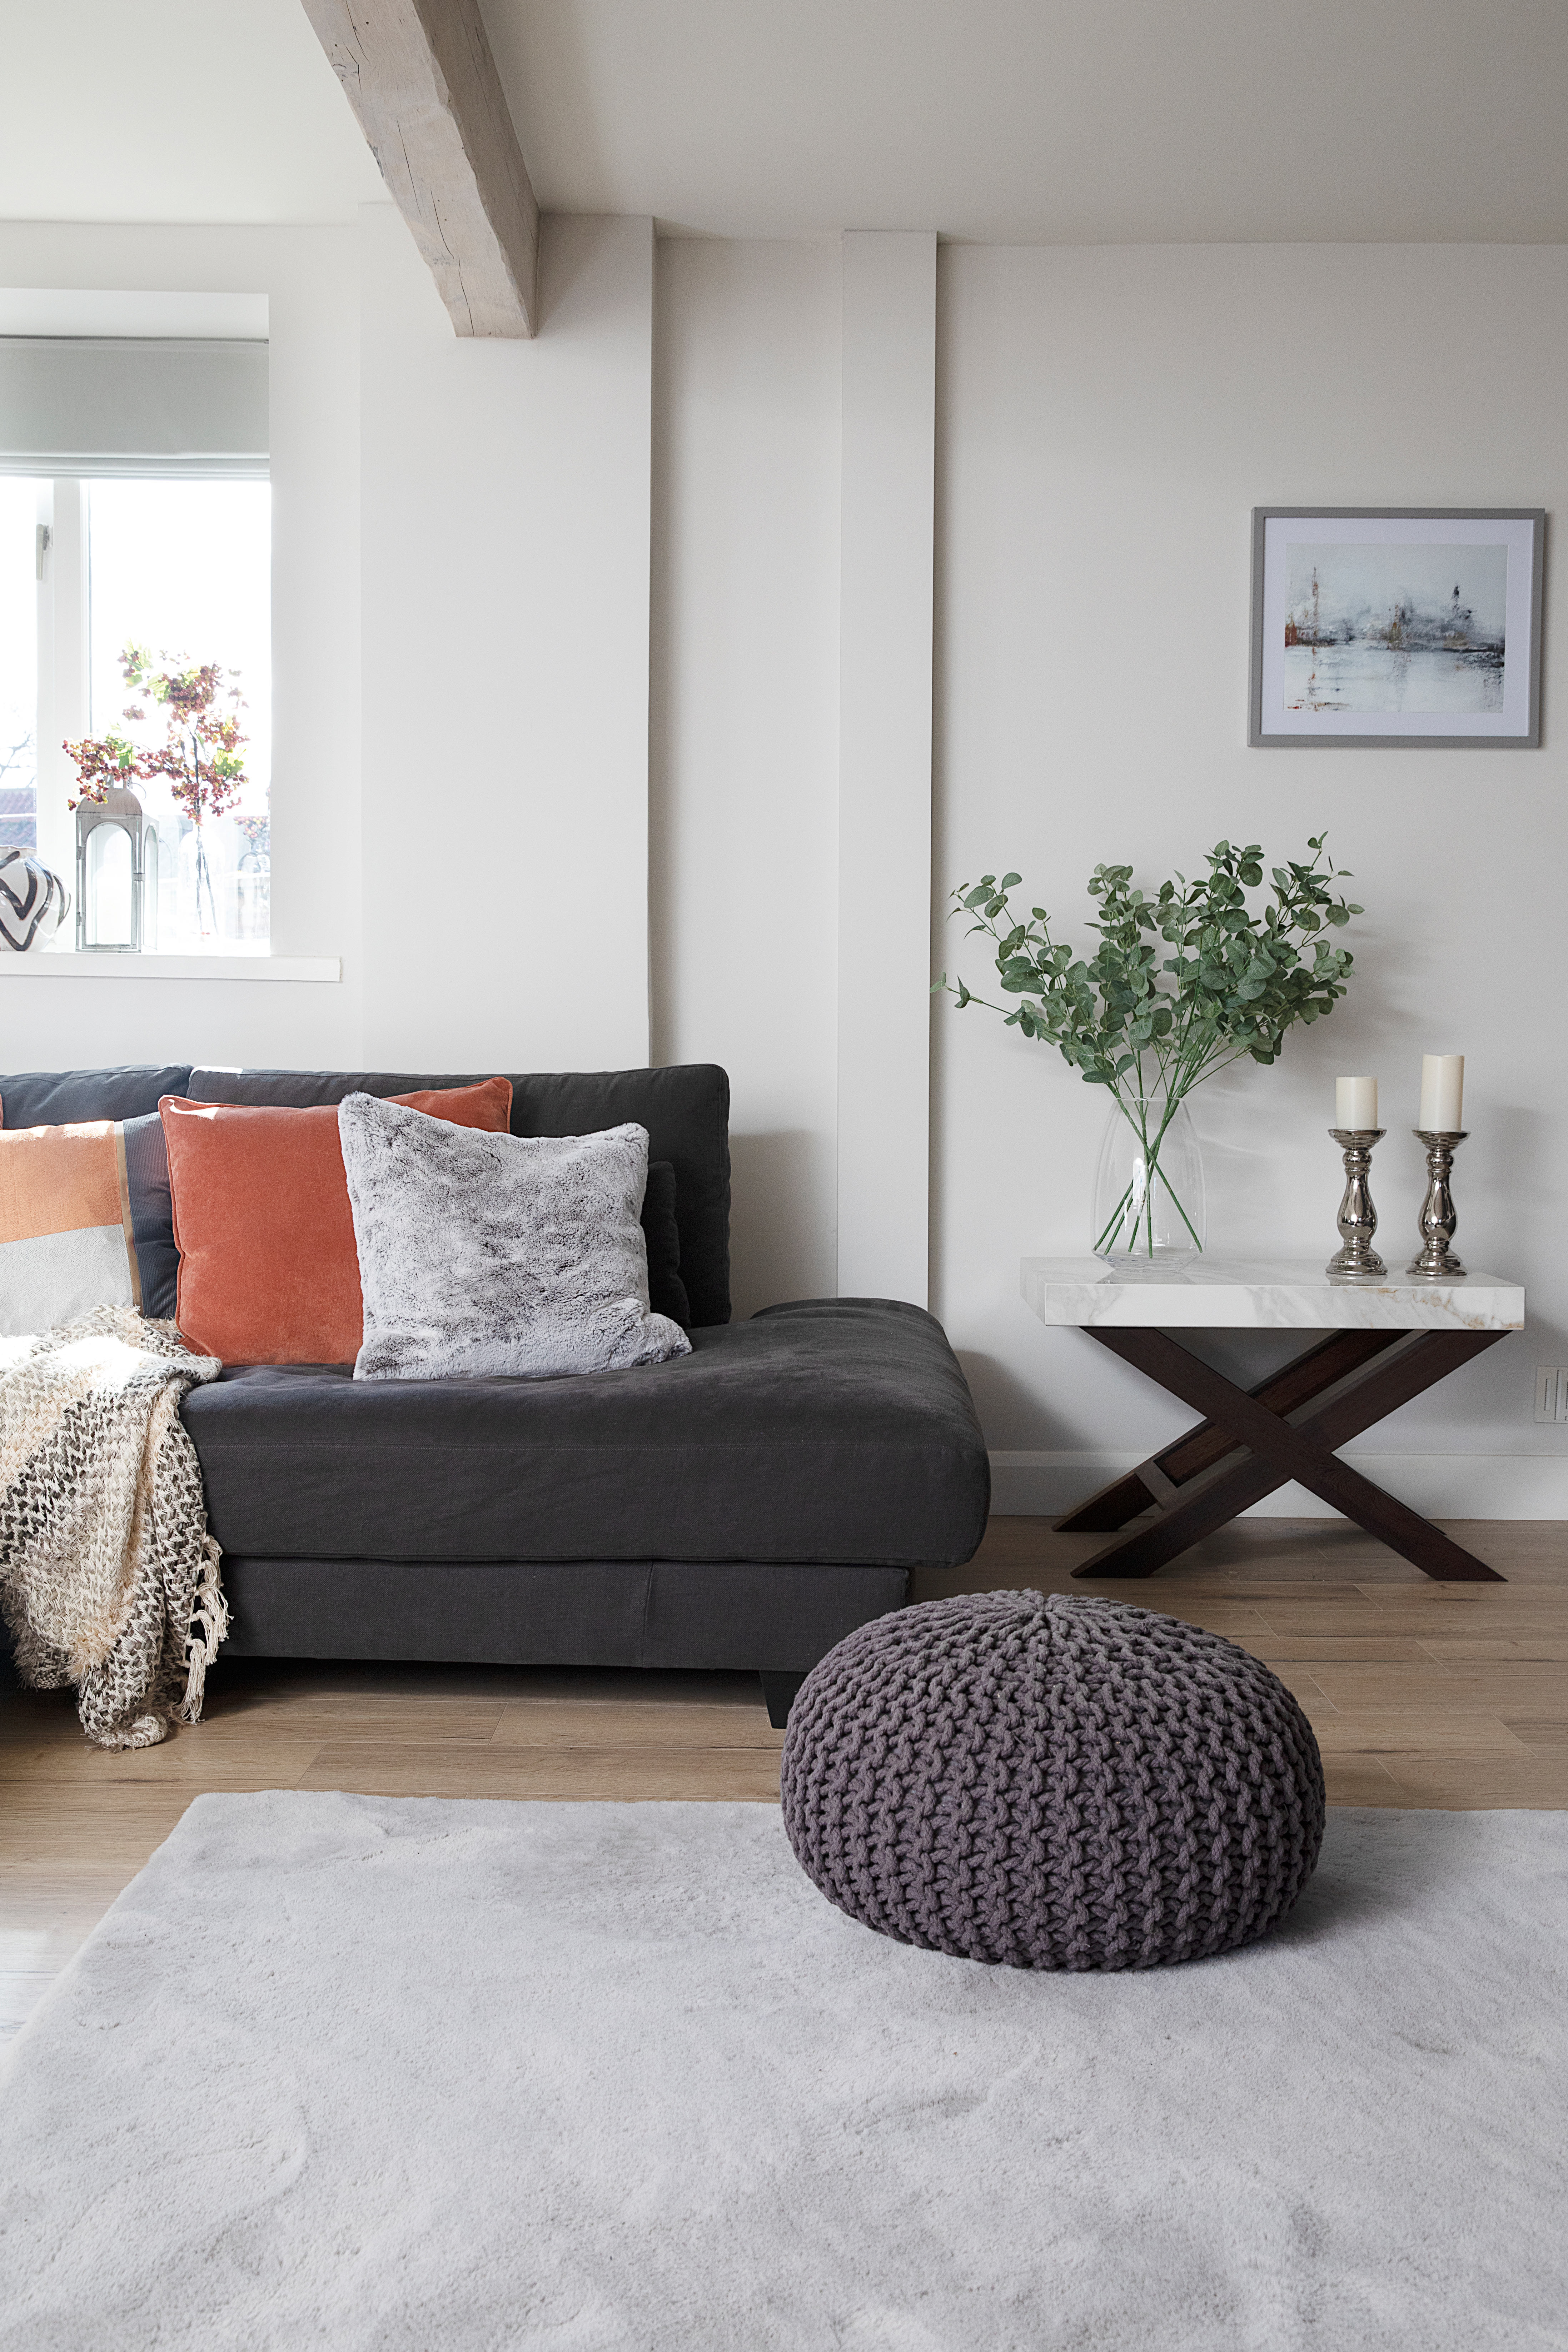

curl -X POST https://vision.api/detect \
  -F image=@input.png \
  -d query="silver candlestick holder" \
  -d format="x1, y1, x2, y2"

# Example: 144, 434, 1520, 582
1407, 1130, 1468, 1278
1326, 1127, 1388, 1280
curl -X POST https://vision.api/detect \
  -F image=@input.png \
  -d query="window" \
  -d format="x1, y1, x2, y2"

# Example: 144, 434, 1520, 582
89, 479, 272, 949
0, 477, 272, 951
0, 324, 270, 952
0, 479, 37, 853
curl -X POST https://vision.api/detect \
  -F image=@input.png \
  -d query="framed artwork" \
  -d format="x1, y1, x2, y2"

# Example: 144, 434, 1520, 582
1249, 507, 1545, 749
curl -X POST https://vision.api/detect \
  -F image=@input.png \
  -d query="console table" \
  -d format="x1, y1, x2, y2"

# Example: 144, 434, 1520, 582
1020, 1257, 1525, 1583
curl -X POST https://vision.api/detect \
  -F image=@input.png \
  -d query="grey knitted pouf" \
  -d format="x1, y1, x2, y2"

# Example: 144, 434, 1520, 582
780, 1590, 1325, 1971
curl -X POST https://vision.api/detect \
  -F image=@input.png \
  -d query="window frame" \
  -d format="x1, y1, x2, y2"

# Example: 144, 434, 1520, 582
25, 473, 279, 959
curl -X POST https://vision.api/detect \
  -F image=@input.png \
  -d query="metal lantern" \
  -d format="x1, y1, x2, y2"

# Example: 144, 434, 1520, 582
75, 786, 146, 952
236, 818, 269, 942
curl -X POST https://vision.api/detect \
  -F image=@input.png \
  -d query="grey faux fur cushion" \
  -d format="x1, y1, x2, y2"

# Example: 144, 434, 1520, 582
338, 1093, 692, 1381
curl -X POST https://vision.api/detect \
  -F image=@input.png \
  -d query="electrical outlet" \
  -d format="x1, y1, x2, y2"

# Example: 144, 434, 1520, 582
1534, 1368, 1568, 1424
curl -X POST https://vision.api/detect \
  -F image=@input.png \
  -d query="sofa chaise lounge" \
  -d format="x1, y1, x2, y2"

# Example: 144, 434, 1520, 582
1, 1060, 990, 1722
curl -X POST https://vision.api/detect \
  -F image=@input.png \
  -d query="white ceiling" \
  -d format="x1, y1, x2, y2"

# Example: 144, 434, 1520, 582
0, 0, 383, 225
1, 0, 1565, 244
486, 0, 1568, 243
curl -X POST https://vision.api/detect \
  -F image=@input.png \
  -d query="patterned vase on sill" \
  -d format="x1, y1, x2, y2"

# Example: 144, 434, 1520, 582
1091, 1096, 1206, 1273
0, 849, 70, 952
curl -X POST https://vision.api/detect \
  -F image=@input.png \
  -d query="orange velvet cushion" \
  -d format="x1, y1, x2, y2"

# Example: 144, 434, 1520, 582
161, 1079, 513, 1363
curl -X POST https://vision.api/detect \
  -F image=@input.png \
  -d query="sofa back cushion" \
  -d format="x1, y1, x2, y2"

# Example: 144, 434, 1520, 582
640, 1160, 691, 1329
184, 1065, 731, 1327
1, 1062, 729, 1335
0, 1065, 193, 1127
163, 1079, 514, 1364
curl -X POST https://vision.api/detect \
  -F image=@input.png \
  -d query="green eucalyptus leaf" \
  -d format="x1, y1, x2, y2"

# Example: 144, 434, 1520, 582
942, 833, 1360, 1110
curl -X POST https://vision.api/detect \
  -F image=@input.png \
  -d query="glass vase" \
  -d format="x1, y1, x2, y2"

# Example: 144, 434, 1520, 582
1091, 1096, 1206, 1272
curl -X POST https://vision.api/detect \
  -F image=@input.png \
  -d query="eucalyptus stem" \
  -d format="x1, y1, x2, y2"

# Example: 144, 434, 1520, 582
939, 838, 1362, 1255
1101, 1089, 1202, 1259
1094, 1177, 1137, 1254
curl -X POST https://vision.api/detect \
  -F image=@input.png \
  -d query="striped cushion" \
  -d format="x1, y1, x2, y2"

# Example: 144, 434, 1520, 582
0, 1121, 141, 1335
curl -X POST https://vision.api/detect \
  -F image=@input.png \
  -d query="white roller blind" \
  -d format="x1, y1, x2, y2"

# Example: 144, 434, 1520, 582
0, 338, 268, 478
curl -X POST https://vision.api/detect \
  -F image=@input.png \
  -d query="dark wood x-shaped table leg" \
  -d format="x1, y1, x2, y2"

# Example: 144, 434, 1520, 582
1059, 1326, 1507, 1582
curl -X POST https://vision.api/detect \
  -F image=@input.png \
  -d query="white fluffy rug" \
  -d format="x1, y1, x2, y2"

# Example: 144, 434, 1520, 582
2, 1795, 1564, 2352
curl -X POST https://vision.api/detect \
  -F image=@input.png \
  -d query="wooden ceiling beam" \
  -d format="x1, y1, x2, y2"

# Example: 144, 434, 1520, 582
300, 0, 539, 337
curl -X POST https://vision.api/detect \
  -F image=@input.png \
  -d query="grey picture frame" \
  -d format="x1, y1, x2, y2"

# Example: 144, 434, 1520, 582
1248, 506, 1545, 749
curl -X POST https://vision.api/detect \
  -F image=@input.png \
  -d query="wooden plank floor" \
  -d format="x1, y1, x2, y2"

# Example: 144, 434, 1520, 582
4, 1514, 1566, 2042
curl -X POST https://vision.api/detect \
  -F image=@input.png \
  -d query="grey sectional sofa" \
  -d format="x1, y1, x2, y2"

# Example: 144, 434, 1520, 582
0, 1060, 991, 1723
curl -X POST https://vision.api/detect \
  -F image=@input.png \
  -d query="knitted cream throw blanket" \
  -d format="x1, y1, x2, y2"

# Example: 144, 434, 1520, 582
0, 1306, 227, 1749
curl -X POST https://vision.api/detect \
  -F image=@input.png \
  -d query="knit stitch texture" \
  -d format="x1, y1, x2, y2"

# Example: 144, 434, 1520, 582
780, 1590, 1325, 1971
0, 1306, 227, 1748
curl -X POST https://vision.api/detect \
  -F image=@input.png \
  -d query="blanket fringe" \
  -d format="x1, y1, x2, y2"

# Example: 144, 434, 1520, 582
180, 1537, 229, 1725
106, 1711, 172, 1751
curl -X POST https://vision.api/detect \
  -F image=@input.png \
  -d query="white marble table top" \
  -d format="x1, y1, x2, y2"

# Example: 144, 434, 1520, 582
1020, 1256, 1524, 1331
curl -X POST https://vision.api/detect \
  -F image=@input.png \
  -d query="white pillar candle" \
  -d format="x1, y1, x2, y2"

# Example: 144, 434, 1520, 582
1419, 1054, 1464, 1132
1335, 1076, 1378, 1129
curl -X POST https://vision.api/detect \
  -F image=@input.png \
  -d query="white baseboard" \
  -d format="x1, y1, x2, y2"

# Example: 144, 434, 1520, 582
988, 1450, 1568, 1521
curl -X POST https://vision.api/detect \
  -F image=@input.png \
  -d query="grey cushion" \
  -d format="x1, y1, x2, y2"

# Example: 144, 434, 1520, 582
338, 1093, 691, 1381
186, 1063, 731, 1327
643, 1161, 690, 1329
180, 1299, 991, 1569
122, 1112, 179, 1318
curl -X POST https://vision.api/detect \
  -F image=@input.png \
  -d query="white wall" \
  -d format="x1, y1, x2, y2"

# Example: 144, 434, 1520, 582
651, 239, 842, 1316
360, 210, 654, 1075
934, 243, 1568, 1512
836, 231, 936, 1306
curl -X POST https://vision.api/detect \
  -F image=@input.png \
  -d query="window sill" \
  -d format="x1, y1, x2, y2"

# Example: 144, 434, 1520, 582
0, 952, 341, 982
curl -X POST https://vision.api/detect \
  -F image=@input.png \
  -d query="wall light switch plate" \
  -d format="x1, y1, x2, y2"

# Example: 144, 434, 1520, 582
1534, 1367, 1568, 1424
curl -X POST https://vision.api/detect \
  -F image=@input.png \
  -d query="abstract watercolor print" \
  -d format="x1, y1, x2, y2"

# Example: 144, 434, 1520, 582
1283, 540, 1506, 716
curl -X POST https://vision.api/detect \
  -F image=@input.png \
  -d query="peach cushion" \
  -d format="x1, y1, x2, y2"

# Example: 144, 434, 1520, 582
161, 1079, 513, 1363
0, 1120, 140, 1335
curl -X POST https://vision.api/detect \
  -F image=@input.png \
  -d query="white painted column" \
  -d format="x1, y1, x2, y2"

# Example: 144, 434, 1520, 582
359, 208, 653, 1073
34, 477, 88, 894
835, 231, 937, 1304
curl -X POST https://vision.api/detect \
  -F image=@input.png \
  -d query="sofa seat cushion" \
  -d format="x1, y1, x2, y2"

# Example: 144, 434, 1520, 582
181, 1299, 990, 1570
